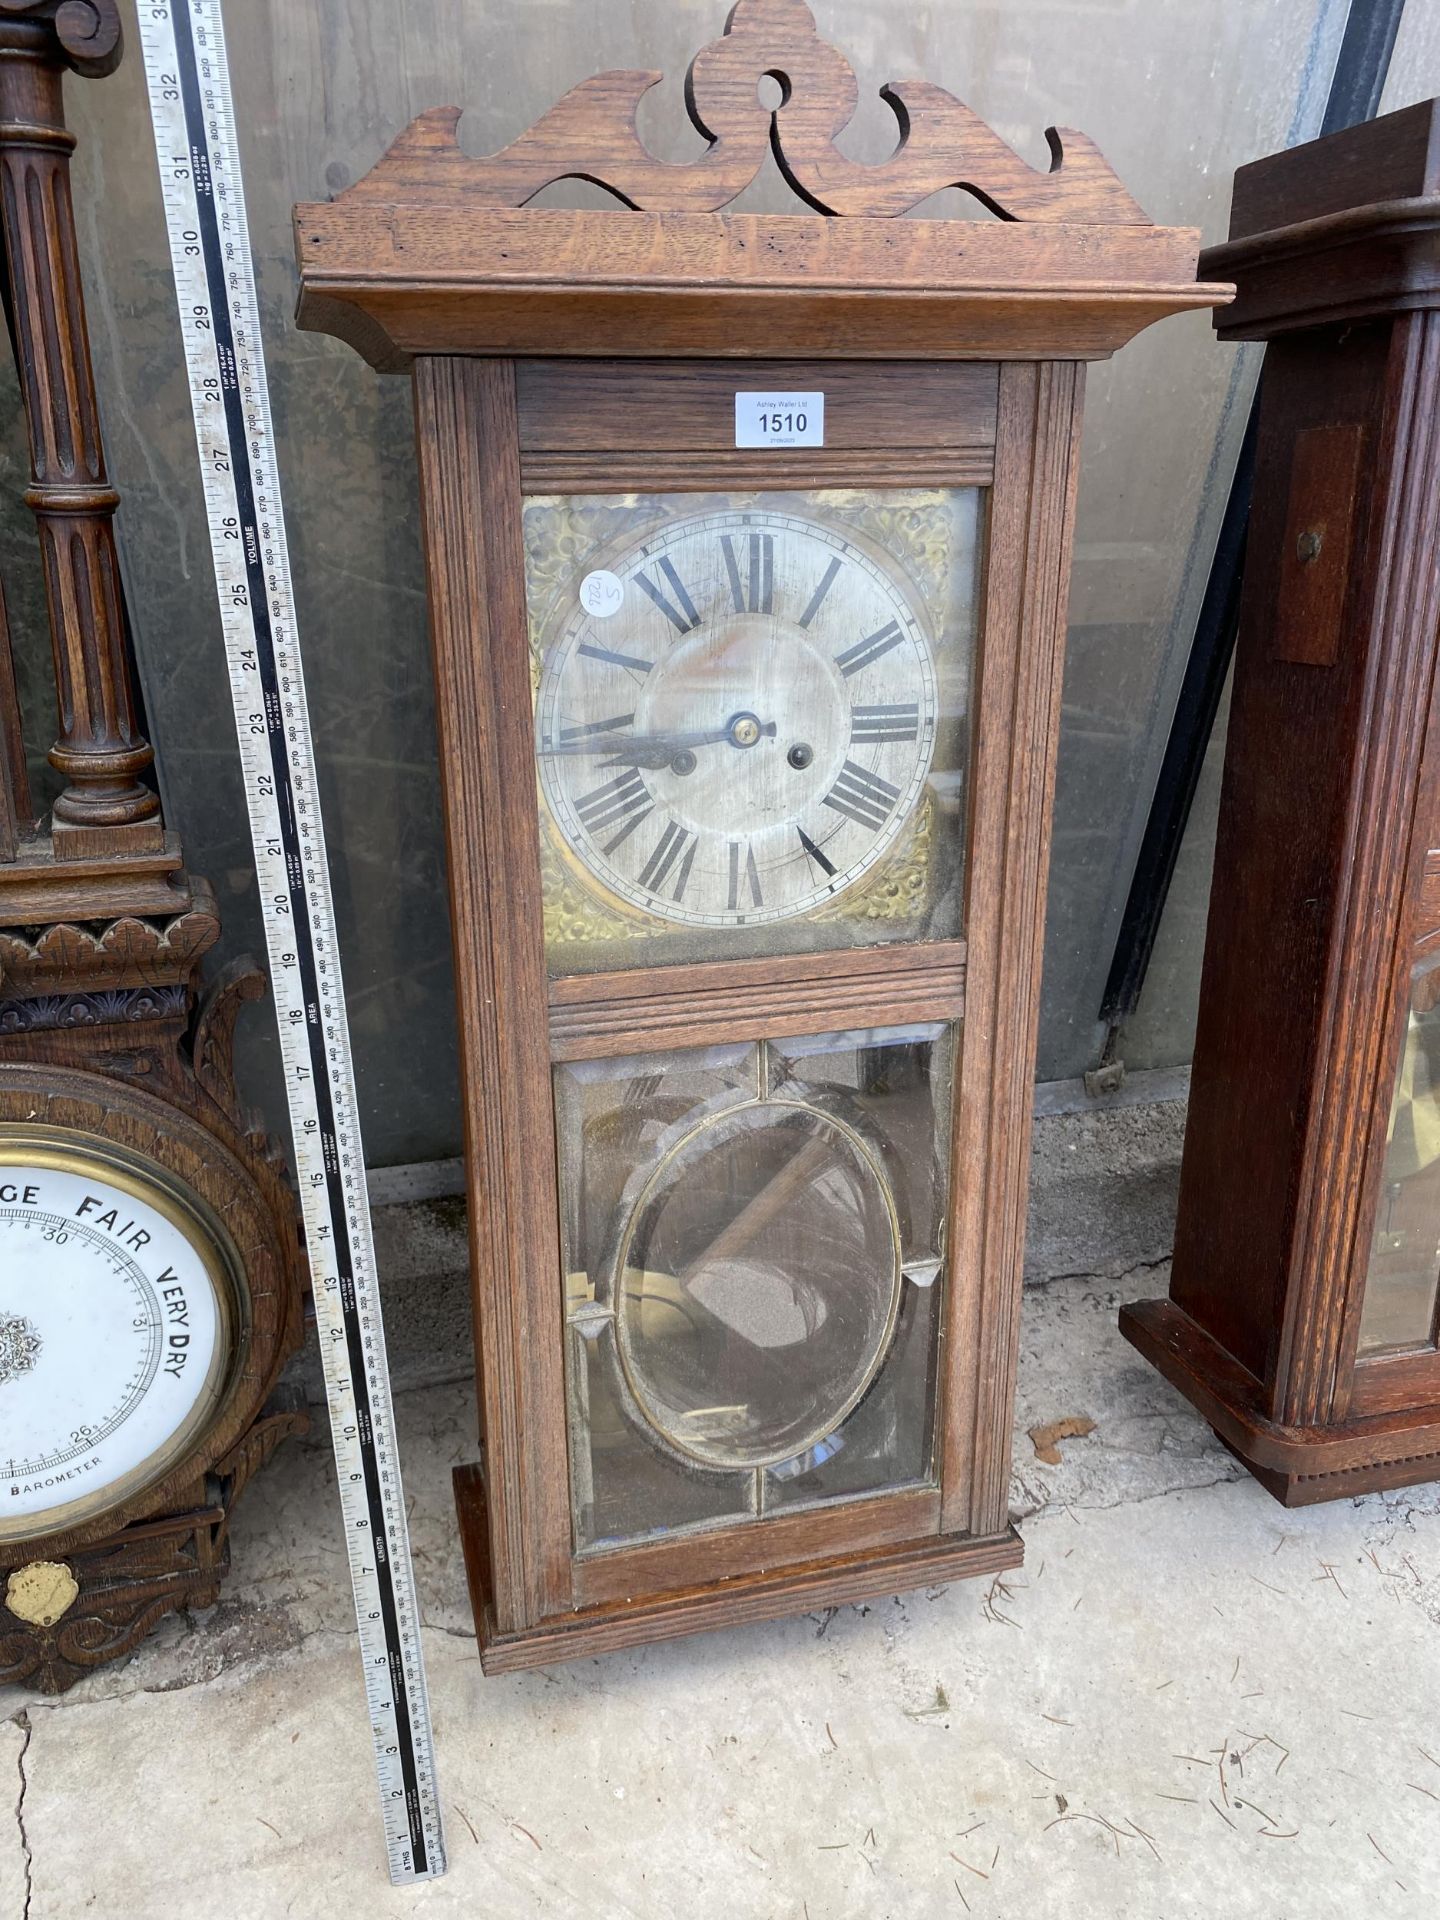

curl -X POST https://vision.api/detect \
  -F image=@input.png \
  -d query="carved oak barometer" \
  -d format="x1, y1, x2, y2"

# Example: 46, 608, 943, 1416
297, 0, 1223, 1667
0, 3, 305, 1690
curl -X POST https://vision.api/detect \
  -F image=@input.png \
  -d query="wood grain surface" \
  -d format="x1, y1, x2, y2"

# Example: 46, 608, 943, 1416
1227, 99, 1440, 243
548, 942, 966, 1059
515, 359, 999, 451
572, 1486, 942, 1607
413, 357, 573, 1629
327, 0, 1147, 225
0, 575, 29, 860
944, 360, 1085, 1538
1272, 421, 1365, 667
293, 0, 1225, 370
1126, 106, 1440, 1508
456, 1460, 1021, 1672
297, 208, 1219, 371
0, 11, 159, 845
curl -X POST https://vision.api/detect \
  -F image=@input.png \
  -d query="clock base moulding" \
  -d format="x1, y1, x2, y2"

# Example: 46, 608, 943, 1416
1122, 1297, 1440, 1509
454, 1463, 1023, 1673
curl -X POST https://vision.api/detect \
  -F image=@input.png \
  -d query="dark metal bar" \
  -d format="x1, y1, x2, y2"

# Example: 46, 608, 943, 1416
1099, 406, 1257, 1026
1320, 0, 1406, 132
1096, 0, 1406, 1038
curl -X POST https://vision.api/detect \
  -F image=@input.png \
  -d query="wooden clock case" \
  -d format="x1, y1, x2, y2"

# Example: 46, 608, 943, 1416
296, 0, 1224, 1668
1122, 101, 1440, 1506
0, 2, 305, 1691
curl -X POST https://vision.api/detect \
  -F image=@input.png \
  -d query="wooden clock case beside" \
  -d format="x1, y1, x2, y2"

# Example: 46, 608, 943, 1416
0, 2, 306, 1691
296, 0, 1225, 1669
1122, 101, 1440, 1507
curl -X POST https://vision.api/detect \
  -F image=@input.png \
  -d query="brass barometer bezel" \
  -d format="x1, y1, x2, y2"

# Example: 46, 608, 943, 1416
0, 1123, 250, 1544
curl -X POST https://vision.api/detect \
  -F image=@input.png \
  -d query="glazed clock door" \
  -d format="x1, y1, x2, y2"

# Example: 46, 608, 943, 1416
413, 350, 1083, 1641
1357, 949, 1440, 1360
526, 481, 977, 1559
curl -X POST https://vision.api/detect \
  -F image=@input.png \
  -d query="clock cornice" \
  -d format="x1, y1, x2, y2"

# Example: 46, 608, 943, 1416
294, 0, 1229, 369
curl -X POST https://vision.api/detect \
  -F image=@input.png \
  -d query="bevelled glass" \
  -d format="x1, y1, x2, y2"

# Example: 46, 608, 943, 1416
555, 1027, 949, 1552
1360, 958, 1440, 1354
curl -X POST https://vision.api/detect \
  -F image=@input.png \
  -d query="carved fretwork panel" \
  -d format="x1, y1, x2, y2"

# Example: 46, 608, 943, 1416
0, 1513, 227, 1694
346, 0, 1148, 225
0, 891, 222, 997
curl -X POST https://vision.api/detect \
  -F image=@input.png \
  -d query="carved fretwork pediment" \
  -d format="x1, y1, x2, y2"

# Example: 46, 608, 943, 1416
298, 1, 1224, 372
344, 0, 1148, 226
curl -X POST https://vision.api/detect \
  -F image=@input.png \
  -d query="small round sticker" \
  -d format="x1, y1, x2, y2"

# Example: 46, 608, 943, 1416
580, 569, 624, 619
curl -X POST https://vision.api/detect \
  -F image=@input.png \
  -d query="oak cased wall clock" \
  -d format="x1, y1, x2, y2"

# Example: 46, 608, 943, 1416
0, 2, 305, 1691
1122, 102, 1440, 1505
297, 0, 1223, 1667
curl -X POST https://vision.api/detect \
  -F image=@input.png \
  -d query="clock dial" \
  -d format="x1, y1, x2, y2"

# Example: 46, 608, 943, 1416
536, 508, 938, 928
0, 1136, 238, 1541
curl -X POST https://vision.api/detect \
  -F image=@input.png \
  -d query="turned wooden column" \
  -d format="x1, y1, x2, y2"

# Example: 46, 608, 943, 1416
0, 1, 160, 851
0, 572, 31, 858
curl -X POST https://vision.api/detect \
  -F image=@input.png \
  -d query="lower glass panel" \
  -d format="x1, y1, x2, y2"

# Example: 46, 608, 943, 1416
764, 1273, 940, 1512
567, 1321, 754, 1549
1360, 958, 1440, 1355
555, 1025, 951, 1553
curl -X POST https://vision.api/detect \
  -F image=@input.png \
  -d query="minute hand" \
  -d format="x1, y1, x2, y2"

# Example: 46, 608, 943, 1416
540, 723, 769, 768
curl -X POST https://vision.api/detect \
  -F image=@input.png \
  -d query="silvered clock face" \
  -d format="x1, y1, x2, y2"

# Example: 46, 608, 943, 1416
0, 1142, 233, 1540
535, 507, 938, 927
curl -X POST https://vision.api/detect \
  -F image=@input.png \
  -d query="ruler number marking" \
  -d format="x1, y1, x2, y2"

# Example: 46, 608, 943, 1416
141, 0, 442, 1884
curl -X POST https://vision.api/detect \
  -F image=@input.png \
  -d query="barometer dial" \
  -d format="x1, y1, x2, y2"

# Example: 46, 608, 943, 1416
535, 507, 938, 927
0, 1130, 241, 1543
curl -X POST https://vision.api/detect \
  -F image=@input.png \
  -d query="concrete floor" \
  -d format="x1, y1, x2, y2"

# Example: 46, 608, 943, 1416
5, 1115, 1440, 1916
